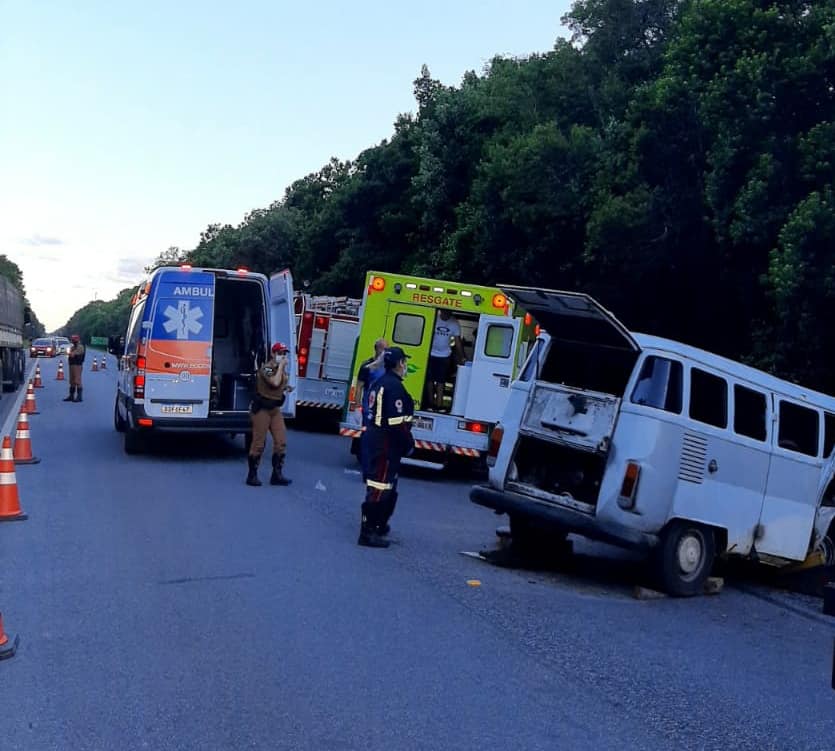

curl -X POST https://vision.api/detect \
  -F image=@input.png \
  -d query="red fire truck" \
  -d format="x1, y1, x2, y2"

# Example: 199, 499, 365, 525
294, 294, 361, 413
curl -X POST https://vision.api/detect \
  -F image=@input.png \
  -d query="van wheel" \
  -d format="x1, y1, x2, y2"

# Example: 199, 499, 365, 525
124, 426, 145, 455
114, 396, 126, 432
654, 521, 716, 596
819, 523, 835, 566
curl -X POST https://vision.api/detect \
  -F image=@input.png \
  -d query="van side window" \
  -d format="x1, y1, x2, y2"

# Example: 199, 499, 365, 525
778, 401, 819, 456
689, 368, 728, 429
825, 413, 835, 457
733, 385, 767, 441
125, 300, 146, 355
392, 313, 424, 347
630, 356, 682, 413
484, 325, 513, 358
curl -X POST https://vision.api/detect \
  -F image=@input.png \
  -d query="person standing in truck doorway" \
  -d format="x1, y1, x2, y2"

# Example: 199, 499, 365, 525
425, 309, 465, 411
64, 334, 85, 403
246, 342, 293, 487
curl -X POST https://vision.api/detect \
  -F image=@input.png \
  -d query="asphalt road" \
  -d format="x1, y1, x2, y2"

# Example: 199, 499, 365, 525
1, 357, 834, 751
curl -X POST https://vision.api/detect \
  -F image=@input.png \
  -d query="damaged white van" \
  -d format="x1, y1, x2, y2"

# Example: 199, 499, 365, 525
471, 288, 835, 595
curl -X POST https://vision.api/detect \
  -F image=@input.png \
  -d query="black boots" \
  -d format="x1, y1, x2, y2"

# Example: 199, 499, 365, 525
75, 387, 83, 403
63, 387, 76, 402
358, 503, 390, 548
270, 454, 291, 486
246, 455, 262, 486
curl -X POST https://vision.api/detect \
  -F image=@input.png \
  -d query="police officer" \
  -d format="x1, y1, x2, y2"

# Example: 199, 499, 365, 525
246, 342, 293, 487
63, 334, 86, 403
358, 347, 414, 548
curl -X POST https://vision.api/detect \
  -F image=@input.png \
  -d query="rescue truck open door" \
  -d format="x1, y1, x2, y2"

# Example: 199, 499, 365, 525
144, 270, 216, 420
464, 314, 522, 423
383, 302, 433, 408
269, 270, 298, 418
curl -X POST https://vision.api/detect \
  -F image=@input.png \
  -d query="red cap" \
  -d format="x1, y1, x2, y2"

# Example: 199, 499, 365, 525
272, 342, 288, 354
71, 334, 80, 342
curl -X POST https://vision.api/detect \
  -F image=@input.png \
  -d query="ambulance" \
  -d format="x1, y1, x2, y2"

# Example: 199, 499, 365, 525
340, 271, 536, 468
112, 265, 297, 454
293, 293, 360, 413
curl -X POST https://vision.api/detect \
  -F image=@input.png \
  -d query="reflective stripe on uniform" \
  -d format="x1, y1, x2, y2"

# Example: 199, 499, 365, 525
387, 415, 412, 425
366, 479, 393, 490
375, 386, 385, 427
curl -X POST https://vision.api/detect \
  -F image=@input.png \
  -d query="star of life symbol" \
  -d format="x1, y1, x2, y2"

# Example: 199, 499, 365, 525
163, 300, 204, 340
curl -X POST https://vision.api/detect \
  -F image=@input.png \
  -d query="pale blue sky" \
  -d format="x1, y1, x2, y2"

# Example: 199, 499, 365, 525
1, 1, 572, 329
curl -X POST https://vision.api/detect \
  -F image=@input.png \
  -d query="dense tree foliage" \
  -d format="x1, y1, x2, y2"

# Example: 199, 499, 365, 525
0, 254, 45, 338
66, 0, 835, 391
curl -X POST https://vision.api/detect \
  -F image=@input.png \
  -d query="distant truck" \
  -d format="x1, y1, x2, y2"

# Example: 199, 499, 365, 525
0, 275, 26, 393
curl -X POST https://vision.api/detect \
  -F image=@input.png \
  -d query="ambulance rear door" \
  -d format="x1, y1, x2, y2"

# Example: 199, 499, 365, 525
143, 270, 215, 419
269, 269, 298, 417
465, 314, 522, 423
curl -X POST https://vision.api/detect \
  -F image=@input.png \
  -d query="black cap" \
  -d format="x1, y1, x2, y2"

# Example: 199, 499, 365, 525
383, 347, 410, 369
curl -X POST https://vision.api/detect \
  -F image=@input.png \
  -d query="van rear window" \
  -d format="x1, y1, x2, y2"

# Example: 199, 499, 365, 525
689, 368, 728, 429
631, 356, 682, 413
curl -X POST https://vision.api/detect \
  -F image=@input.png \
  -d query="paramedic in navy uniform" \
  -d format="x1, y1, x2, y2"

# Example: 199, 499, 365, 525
358, 347, 415, 548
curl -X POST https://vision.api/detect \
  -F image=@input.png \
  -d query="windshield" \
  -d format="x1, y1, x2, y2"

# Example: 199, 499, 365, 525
33, 338, 52, 346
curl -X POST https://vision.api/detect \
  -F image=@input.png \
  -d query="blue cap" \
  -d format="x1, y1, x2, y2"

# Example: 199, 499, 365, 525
383, 347, 410, 369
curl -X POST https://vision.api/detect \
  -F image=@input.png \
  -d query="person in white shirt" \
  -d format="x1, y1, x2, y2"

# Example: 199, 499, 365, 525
425, 309, 465, 411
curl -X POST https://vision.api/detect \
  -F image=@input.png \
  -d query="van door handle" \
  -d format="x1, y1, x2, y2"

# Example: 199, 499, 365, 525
708, 459, 718, 473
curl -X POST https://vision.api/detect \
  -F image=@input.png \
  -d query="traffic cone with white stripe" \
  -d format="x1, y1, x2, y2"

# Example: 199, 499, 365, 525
13, 412, 39, 465
33, 364, 43, 388
0, 437, 27, 522
100, 355, 106, 370
0, 612, 19, 660
23, 381, 39, 415
91, 357, 98, 372
56, 361, 65, 381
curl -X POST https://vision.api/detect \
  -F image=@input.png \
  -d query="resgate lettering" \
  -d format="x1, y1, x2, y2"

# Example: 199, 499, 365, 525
173, 286, 214, 297
410, 293, 463, 308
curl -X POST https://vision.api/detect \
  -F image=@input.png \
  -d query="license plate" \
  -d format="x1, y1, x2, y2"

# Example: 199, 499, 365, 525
161, 404, 193, 415
324, 387, 343, 400
413, 416, 434, 431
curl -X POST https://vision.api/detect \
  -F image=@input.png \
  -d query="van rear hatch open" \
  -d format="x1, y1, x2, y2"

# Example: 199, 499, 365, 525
498, 287, 641, 507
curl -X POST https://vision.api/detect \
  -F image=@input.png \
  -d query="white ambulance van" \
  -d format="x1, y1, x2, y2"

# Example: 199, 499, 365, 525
471, 287, 835, 595
113, 266, 297, 454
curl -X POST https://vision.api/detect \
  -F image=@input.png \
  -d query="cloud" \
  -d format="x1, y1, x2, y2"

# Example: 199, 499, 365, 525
20, 234, 64, 247
103, 256, 152, 285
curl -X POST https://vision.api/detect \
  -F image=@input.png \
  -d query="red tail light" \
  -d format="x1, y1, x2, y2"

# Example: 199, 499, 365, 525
487, 425, 504, 467
618, 462, 641, 509
315, 316, 327, 329
458, 420, 488, 434
138, 418, 153, 427
134, 356, 147, 398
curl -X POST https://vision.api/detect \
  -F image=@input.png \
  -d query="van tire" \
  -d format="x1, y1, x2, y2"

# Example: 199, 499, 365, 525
124, 426, 145, 455
114, 396, 126, 432
654, 521, 716, 597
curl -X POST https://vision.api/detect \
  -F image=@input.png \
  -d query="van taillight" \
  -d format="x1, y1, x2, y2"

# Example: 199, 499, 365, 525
618, 462, 641, 509
134, 356, 146, 399
458, 420, 488, 434
487, 425, 504, 467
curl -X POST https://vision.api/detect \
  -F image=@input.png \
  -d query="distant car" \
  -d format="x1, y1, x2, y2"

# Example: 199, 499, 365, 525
30, 337, 58, 357
55, 337, 71, 355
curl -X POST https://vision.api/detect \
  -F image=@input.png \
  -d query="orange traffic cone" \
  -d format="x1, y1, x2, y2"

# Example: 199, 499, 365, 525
91, 357, 98, 372
0, 436, 27, 522
56, 361, 65, 381
33, 364, 43, 388
13, 412, 39, 465
0, 612, 19, 660
23, 382, 38, 415
100, 355, 106, 370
